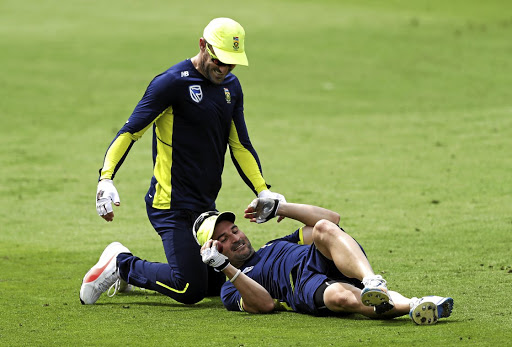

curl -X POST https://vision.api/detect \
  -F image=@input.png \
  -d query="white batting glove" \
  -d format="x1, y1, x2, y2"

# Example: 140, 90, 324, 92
201, 245, 230, 272
96, 179, 120, 216
249, 198, 281, 224
258, 189, 286, 203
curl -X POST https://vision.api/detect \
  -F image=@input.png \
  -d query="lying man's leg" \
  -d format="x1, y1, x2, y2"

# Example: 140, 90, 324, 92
322, 282, 454, 324
323, 282, 409, 318
311, 219, 393, 310
312, 220, 374, 280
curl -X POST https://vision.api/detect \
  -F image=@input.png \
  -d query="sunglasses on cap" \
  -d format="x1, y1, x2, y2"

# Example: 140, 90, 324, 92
205, 42, 235, 68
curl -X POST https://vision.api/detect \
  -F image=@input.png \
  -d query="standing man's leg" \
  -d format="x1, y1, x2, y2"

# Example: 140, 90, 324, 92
117, 207, 220, 304
80, 207, 225, 305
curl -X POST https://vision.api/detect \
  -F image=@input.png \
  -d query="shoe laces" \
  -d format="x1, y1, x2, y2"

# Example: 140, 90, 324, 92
94, 268, 118, 296
362, 275, 387, 288
107, 279, 122, 298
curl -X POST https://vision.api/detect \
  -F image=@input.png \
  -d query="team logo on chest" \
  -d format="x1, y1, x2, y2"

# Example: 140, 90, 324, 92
224, 88, 231, 104
189, 85, 203, 103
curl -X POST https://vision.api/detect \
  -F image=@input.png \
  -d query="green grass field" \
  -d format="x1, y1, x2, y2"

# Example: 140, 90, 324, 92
1, 0, 511, 345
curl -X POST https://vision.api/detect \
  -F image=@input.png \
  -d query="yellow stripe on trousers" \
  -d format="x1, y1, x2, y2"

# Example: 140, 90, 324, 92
156, 281, 189, 294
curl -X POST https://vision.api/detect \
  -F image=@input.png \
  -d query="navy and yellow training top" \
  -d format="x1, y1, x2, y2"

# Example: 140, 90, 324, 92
99, 59, 269, 211
220, 228, 321, 313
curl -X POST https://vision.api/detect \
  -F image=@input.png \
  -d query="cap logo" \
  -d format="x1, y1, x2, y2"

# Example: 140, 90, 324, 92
189, 85, 203, 103
233, 37, 239, 51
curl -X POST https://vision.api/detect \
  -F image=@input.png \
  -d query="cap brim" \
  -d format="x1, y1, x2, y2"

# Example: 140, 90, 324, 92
214, 47, 248, 66
215, 211, 236, 226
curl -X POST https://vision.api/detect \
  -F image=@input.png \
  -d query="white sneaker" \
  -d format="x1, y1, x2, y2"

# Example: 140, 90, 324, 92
409, 296, 454, 325
80, 242, 131, 305
361, 275, 394, 313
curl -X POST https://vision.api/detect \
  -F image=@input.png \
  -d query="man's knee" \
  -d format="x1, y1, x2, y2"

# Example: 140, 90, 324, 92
312, 219, 338, 241
178, 284, 207, 304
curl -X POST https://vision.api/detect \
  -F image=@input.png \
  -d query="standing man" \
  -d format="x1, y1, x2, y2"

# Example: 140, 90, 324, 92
80, 18, 285, 305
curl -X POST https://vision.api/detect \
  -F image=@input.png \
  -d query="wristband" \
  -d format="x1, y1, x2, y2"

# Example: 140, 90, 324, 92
215, 260, 230, 272
230, 269, 242, 283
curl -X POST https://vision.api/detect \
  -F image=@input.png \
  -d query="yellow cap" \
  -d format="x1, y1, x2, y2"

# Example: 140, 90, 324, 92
203, 18, 248, 66
193, 211, 236, 246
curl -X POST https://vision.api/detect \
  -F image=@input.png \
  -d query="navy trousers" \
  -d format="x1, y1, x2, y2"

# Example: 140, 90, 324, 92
117, 205, 225, 304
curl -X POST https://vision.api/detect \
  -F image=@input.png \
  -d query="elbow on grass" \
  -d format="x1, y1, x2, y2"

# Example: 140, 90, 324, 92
244, 300, 275, 314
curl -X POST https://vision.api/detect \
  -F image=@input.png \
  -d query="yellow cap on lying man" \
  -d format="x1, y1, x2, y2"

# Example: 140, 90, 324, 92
193, 211, 236, 246
203, 17, 248, 66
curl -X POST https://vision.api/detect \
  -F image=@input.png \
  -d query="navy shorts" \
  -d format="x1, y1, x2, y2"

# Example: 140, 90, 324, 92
292, 244, 365, 316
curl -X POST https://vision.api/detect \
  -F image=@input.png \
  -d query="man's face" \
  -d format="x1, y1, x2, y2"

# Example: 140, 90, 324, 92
199, 41, 236, 84
212, 220, 254, 266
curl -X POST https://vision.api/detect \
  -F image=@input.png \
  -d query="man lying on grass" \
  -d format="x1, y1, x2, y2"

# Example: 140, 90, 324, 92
194, 198, 453, 325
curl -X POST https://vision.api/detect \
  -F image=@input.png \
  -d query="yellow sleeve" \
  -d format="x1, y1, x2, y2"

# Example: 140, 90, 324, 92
228, 121, 268, 194
99, 123, 153, 180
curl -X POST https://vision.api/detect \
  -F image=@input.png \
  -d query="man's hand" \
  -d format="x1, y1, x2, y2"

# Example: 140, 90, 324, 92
201, 240, 230, 272
257, 190, 286, 222
245, 198, 281, 224
96, 179, 120, 222
258, 189, 286, 202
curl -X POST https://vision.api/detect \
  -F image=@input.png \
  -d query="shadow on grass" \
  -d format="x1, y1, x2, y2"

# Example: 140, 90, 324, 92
92, 289, 224, 309
93, 290, 457, 325
373, 317, 458, 326
95, 302, 221, 309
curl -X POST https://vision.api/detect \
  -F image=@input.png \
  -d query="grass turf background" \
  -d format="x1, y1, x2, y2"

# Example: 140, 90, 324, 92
1, 0, 511, 345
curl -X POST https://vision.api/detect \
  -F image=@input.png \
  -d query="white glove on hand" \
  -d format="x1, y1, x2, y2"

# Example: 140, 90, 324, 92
96, 179, 120, 217
258, 189, 286, 203
201, 244, 230, 272
249, 198, 280, 224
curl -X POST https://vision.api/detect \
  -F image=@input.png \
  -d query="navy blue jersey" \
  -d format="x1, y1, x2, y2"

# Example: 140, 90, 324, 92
99, 59, 269, 211
221, 228, 365, 314
221, 229, 325, 313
